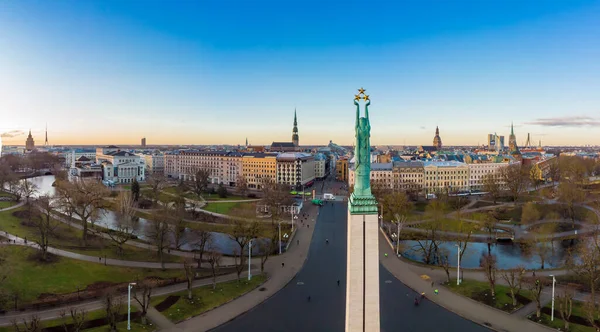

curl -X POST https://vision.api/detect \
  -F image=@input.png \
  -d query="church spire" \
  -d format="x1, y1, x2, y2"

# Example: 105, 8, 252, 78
292, 108, 299, 147
511, 122, 514, 135
45, 123, 48, 146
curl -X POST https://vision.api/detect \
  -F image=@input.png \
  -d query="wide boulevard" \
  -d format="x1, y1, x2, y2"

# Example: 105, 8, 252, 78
213, 201, 489, 332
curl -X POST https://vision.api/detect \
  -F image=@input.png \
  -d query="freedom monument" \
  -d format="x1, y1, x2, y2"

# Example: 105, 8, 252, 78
346, 88, 380, 332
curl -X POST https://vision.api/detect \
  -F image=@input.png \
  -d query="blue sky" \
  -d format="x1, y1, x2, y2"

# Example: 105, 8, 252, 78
1, 0, 599, 146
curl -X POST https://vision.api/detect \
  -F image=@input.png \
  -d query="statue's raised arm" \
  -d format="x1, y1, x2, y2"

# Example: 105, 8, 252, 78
354, 99, 360, 132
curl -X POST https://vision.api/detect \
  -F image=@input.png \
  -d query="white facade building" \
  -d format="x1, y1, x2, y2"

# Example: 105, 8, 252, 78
314, 153, 327, 179
96, 146, 146, 184
63, 149, 97, 167
141, 153, 165, 175
276, 152, 315, 188
468, 162, 509, 191
163, 150, 242, 186
424, 161, 469, 194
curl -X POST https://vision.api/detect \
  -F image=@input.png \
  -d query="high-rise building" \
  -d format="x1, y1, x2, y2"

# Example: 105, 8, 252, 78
141, 137, 146, 148
25, 130, 35, 151
433, 126, 442, 149
44, 124, 48, 146
487, 133, 505, 151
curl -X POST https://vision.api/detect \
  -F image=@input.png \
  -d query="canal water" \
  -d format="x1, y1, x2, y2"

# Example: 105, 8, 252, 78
27, 175, 270, 255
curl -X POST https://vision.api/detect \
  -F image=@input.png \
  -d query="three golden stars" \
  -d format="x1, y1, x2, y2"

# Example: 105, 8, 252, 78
355, 87, 369, 101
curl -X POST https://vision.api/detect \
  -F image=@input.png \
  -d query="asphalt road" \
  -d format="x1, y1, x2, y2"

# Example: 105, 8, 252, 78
213, 202, 489, 332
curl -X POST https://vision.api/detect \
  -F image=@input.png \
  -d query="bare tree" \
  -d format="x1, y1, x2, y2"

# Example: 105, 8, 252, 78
500, 163, 529, 203
500, 266, 525, 306
190, 168, 211, 201
229, 219, 259, 280
413, 200, 446, 264
569, 241, 600, 313
133, 283, 152, 325
146, 173, 167, 206
59, 308, 87, 332
527, 277, 545, 319
184, 259, 195, 300
18, 180, 38, 222
258, 226, 279, 272
521, 202, 541, 225
55, 179, 108, 246
103, 292, 122, 332
206, 248, 222, 289
437, 247, 451, 283
556, 287, 574, 331
11, 315, 40, 332
169, 210, 187, 250
584, 295, 600, 330
107, 191, 136, 256
33, 195, 61, 261
557, 181, 585, 228
149, 208, 171, 269
479, 253, 497, 297
192, 229, 212, 268
236, 175, 248, 197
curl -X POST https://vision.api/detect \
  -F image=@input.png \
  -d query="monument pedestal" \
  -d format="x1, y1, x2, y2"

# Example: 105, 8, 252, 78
346, 194, 380, 332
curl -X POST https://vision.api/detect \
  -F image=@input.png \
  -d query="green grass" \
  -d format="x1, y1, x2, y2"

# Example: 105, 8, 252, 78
530, 300, 595, 332
470, 200, 499, 209
445, 279, 532, 312
414, 202, 428, 212
201, 202, 256, 215
0, 201, 16, 209
0, 246, 183, 306
0, 307, 154, 332
0, 191, 13, 198
0, 208, 182, 263
150, 274, 267, 323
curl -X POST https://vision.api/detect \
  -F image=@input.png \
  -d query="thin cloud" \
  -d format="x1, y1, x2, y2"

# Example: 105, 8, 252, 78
1, 130, 25, 138
419, 126, 426, 130
525, 116, 600, 127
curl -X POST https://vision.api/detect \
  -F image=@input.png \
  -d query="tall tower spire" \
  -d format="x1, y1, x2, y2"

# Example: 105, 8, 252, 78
511, 122, 514, 135
45, 123, 48, 146
292, 108, 299, 147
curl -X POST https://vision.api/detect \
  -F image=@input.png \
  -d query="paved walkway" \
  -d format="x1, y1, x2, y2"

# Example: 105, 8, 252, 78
0, 232, 187, 269
0, 201, 25, 212
169, 204, 320, 332
379, 229, 553, 332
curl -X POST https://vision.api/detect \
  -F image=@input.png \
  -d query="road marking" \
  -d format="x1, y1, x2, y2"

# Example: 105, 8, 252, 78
385, 280, 392, 284
297, 281, 304, 285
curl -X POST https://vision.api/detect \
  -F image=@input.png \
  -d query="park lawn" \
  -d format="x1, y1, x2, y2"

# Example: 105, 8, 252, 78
0, 208, 182, 263
162, 187, 199, 200
531, 300, 595, 332
446, 279, 532, 313
0, 191, 13, 198
0, 307, 154, 332
414, 201, 428, 212
150, 275, 267, 323
0, 246, 183, 306
470, 200, 499, 209
205, 195, 249, 201
0, 200, 16, 209
202, 202, 255, 215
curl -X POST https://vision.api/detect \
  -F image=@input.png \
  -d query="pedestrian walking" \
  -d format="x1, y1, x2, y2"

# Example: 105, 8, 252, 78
282, 262, 285, 268
337, 280, 340, 286
297, 239, 299, 245
434, 289, 439, 295
431, 281, 434, 288
99, 256, 102, 262
307, 296, 311, 302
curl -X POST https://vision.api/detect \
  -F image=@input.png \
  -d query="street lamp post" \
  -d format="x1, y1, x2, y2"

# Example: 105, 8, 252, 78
550, 274, 556, 321
127, 282, 137, 330
396, 221, 400, 256
278, 221, 282, 255
248, 239, 253, 281
379, 204, 383, 228
456, 245, 461, 286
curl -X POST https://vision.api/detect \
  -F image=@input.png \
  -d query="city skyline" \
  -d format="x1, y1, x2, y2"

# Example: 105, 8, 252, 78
2, 0, 600, 146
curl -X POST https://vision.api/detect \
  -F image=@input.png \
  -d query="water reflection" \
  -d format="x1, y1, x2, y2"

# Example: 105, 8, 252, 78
28, 175, 270, 255
399, 239, 579, 270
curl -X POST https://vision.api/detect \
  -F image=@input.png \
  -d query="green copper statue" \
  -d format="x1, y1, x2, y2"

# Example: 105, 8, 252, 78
349, 88, 378, 214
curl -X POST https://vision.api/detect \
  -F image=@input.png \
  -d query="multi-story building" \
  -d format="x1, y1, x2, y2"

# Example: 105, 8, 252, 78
141, 152, 165, 175
336, 157, 349, 182
392, 161, 424, 192
276, 152, 315, 189
63, 149, 97, 167
314, 153, 327, 179
25, 130, 35, 151
423, 161, 469, 194
96, 146, 146, 184
487, 133, 505, 151
241, 153, 278, 189
468, 162, 509, 191
165, 150, 242, 186
349, 163, 394, 189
